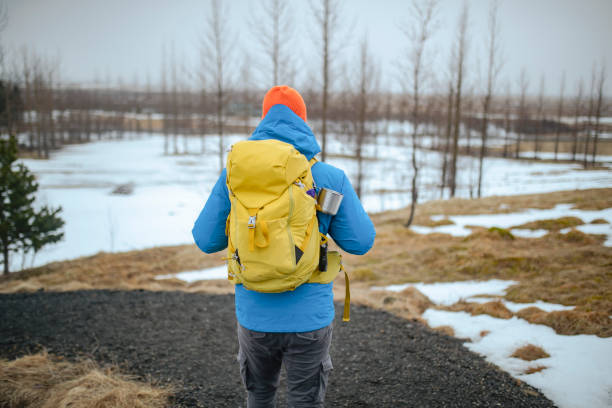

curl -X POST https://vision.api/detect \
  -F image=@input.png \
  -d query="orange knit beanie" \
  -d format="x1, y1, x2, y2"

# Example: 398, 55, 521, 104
261, 85, 307, 122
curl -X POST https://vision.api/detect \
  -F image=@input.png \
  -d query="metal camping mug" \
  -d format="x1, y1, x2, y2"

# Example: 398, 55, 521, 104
317, 188, 344, 215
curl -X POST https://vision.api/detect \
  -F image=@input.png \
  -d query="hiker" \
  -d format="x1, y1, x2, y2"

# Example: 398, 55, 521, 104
192, 85, 375, 407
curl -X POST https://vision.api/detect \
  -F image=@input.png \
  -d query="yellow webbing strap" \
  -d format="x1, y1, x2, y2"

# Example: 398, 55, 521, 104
299, 214, 318, 252
309, 157, 318, 166
225, 215, 230, 236
341, 263, 350, 322
256, 220, 270, 248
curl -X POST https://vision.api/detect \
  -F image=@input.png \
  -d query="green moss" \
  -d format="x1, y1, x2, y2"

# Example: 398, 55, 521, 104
488, 227, 516, 240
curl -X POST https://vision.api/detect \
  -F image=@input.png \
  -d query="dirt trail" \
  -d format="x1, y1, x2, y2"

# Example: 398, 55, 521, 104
0, 290, 556, 407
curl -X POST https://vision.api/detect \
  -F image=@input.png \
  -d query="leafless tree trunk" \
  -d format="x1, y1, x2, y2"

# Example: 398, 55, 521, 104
583, 64, 596, 168
449, 2, 469, 197
441, 80, 454, 197
348, 37, 379, 200
250, 0, 294, 87
516, 69, 529, 159
554, 71, 565, 160
161, 45, 169, 154
201, 0, 233, 171
534, 74, 545, 159
590, 62, 605, 166
571, 79, 584, 162
170, 44, 179, 154
399, 0, 437, 226
502, 82, 512, 158
311, 0, 342, 162
477, 0, 502, 198
240, 52, 254, 136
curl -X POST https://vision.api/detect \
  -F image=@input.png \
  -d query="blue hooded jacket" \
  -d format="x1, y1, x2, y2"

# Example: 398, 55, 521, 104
192, 104, 376, 332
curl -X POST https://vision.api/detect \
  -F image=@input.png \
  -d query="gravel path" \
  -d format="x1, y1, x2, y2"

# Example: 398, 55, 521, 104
0, 290, 556, 407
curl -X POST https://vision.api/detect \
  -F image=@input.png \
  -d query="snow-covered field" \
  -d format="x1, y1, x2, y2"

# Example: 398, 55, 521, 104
15, 132, 612, 270
375, 280, 612, 408
14, 132, 612, 407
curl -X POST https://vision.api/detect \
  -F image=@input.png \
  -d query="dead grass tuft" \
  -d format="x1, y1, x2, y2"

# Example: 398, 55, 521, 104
351, 267, 378, 282
514, 216, 584, 231
0, 352, 171, 408
524, 366, 547, 374
553, 229, 599, 245
590, 218, 609, 224
480, 330, 490, 337
511, 344, 550, 361
433, 325, 455, 337
446, 300, 514, 319
417, 217, 455, 227
517, 309, 612, 337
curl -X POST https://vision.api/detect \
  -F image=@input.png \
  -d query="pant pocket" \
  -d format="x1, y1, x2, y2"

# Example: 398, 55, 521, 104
238, 350, 250, 389
317, 355, 333, 404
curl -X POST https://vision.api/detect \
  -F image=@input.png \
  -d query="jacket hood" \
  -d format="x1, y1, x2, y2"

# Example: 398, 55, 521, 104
249, 104, 321, 160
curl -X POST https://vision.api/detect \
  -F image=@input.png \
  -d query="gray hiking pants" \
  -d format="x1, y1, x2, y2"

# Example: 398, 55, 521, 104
237, 323, 333, 408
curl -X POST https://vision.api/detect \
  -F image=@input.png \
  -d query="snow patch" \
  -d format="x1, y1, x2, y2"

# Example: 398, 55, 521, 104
373, 280, 517, 306
423, 310, 612, 408
155, 264, 228, 283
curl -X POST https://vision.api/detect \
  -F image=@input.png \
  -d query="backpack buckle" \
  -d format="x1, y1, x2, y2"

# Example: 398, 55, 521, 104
247, 215, 257, 229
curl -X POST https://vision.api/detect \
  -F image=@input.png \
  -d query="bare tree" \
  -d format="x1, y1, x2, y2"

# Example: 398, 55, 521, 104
554, 71, 565, 161
170, 44, 179, 154
571, 79, 584, 161
477, 0, 502, 198
449, 1, 469, 197
347, 36, 379, 200
590, 61, 606, 166
161, 44, 169, 154
399, 0, 438, 226
583, 63, 596, 168
240, 51, 255, 137
250, 0, 295, 87
502, 81, 512, 158
310, 0, 343, 162
201, 0, 234, 171
440, 78, 454, 197
533, 74, 545, 159
515, 68, 529, 159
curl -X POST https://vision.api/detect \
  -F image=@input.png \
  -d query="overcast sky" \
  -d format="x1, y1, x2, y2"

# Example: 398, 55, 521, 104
3, 0, 611, 96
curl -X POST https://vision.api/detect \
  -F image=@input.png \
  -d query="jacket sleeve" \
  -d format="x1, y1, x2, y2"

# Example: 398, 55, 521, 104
192, 169, 230, 253
328, 171, 376, 255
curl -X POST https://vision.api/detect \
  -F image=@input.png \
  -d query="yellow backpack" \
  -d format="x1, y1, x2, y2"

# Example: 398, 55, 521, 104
225, 139, 351, 320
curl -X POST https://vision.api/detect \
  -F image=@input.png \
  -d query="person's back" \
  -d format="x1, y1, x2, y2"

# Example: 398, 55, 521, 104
192, 86, 375, 407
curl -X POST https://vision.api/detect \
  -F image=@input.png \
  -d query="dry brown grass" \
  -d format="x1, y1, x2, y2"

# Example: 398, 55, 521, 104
0, 352, 171, 408
433, 325, 455, 337
1, 188, 610, 337
511, 344, 550, 361
515, 217, 584, 231
480, 330, 490, 338
416, 217, 455, 227
516, 309, 612, 337
524, 366, 547, 374
444, 300, 514, 319
0, 245, 233, 295
590, 218, 609, 224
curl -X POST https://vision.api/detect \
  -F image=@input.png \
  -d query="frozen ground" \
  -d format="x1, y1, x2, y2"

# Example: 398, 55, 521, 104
377, 280, 612, 408
13, 132, 612, 271
411, 203, 612, 246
